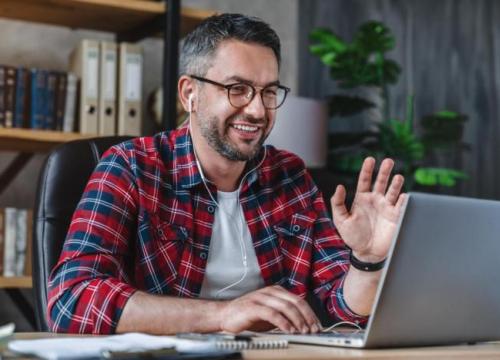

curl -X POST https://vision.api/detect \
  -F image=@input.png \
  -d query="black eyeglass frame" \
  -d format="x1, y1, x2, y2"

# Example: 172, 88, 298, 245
189, 74, 290, 110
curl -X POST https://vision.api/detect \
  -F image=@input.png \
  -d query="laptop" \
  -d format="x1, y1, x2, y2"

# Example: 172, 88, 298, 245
263, 192, 500, 348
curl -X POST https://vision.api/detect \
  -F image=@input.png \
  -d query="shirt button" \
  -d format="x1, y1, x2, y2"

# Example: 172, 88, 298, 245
207, 206, 215, 214
157, 229, 164, 237
199, 252, 207, 260
292, 224, 301, 233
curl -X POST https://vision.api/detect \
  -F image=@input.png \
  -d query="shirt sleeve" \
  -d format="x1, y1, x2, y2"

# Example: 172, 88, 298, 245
307, 174, 369, 326
47, 145, 139, 334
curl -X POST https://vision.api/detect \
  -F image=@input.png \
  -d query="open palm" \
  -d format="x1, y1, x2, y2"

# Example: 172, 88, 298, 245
331, 157, 406, 262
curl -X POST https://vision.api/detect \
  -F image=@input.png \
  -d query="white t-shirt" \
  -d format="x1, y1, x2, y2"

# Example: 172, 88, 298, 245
199, 190, 265, 299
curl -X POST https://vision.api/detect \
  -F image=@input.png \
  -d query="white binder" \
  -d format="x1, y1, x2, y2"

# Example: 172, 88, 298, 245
98, 41, 117, 136
69, 39, 100, 135
117, 42, 142, 136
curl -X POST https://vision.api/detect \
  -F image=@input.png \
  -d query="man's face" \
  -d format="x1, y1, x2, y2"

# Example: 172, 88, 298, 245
194, 40, 279, 162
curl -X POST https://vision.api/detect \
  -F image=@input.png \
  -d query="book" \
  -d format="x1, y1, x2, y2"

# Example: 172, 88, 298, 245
4, 66, 17, 128
0, 66, 5, 127
30, 68, 48, 129
0, 209, 4, 275
24, 209, 33, 276
98, 41, 117, 136
45, 72, 58, 130
63, 73, 77, 132
15, 208, 28, 276
117, 42, 142, 136
54, 73, 67, 131
69, 39, 100, 134
3, 207, 17, 277
176, 333, 288, 350
14, 68, 31, 128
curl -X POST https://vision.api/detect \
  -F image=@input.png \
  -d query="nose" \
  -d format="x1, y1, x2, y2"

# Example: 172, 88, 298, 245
243, 91, 267, 119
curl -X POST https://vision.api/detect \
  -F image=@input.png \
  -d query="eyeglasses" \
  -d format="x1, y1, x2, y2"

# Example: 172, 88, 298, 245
190, 75, 290, 110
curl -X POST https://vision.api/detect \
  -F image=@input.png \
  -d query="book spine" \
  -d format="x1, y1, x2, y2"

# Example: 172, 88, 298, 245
54, 72, 67, 131
3, 207, 17, 277
45, 71, 58, 130
24, 209, 33, 276
14, 68, 30, 128
15, 209, 28, 276
30, 68, 47, 129
63, 73, 77, 132
0, 208, 4, 275
4, 66, 17, 128
0, 65, 5, 127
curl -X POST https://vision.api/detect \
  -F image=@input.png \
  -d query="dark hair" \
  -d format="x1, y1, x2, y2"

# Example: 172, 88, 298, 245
179, 13, 281, 76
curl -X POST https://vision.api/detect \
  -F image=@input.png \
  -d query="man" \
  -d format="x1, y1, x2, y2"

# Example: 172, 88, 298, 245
47, 13, 405, 335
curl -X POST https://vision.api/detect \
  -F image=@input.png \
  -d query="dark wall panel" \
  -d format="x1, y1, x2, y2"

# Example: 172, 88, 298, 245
299, 0, 500, 199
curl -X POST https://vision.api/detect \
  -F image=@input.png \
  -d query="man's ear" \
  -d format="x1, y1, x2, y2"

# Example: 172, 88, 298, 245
178, 75, 195, 113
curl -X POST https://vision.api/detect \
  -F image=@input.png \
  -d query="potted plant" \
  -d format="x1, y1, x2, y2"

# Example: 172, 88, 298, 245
309, 21, 468, 192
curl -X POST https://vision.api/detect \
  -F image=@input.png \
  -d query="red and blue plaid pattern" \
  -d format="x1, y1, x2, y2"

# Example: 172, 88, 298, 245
47, 125, 367, 334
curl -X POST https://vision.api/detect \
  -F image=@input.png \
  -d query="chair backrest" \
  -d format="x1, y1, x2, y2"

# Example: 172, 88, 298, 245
32, 136, 133, 331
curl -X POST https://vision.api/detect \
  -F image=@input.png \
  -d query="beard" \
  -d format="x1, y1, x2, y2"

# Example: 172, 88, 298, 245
198, 114, 269, 162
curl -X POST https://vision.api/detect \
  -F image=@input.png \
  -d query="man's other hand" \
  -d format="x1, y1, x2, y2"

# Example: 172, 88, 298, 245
219, 285, 322, 334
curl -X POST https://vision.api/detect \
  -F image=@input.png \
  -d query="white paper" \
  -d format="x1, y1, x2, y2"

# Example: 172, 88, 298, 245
8, 333, 218, 360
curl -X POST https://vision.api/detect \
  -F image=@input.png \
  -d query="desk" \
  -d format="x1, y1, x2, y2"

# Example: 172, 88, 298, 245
6, 333, 500, 360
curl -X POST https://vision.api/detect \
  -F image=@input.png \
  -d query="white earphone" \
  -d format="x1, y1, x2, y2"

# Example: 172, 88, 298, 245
188, 93, 194, 113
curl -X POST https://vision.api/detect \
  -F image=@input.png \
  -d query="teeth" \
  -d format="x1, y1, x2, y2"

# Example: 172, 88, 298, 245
233, 124, 258, 132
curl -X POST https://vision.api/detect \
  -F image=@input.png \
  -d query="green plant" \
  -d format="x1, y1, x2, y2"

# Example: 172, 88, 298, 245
309, 21, 468, 190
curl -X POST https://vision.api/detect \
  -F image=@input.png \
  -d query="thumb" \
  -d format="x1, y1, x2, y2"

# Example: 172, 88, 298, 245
331, 185, 349, 227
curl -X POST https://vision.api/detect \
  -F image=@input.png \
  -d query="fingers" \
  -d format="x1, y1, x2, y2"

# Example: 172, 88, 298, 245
331, 185, 349, 225
385, 174, 405, 205
222, 286, 322, 334
261, 286, 320, 332
394, 192, 407, 213
373, 158, 395, 194
356, 157, 376, 193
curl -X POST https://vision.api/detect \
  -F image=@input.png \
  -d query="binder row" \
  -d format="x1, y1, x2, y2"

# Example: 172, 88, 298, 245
0, 66, 77, 132
0, 208, 33, 278
0, 39, 143, 136
71, 39, 143, 136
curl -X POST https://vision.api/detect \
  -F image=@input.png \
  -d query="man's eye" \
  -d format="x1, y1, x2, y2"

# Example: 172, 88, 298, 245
263, 88, 278, 96
230, 84, 248, 95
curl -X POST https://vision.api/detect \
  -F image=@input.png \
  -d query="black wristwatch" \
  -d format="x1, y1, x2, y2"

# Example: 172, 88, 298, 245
349, 251, 386, 272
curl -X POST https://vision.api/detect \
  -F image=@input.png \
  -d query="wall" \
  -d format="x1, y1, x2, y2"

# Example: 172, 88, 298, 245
299, 0, 500, 199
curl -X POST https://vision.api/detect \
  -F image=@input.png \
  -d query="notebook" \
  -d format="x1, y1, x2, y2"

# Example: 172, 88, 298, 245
257, 192, 500, 348
176, 333, 288, 350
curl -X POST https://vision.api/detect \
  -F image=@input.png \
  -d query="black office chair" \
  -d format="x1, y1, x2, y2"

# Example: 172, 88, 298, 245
32, 136, 133, 331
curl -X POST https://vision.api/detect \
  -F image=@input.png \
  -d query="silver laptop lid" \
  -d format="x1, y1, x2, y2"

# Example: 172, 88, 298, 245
364, 192, 500, 347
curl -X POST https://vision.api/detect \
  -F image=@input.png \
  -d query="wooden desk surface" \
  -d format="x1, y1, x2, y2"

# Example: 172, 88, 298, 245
8, 333, 500, 360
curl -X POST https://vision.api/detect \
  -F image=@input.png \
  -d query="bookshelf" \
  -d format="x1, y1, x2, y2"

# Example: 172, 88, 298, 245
0, 128, 96, 153
0, 1, 214, 327
0, 276, 32, 289
0, 0, 213, 38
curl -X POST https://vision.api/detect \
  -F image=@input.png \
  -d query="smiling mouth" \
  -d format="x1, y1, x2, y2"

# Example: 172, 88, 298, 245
231, 124, 260, 133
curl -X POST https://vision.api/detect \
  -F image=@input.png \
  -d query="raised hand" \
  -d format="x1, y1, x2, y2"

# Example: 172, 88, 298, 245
331, 157, 406, 262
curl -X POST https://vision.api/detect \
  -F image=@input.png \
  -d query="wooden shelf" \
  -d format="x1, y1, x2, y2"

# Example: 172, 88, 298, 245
0, 128, 97, 153
0, 0, 215, 37
0, 276, 32, 288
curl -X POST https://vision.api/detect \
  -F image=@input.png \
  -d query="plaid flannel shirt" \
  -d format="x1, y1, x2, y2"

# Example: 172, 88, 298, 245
47, 126, 367, 334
